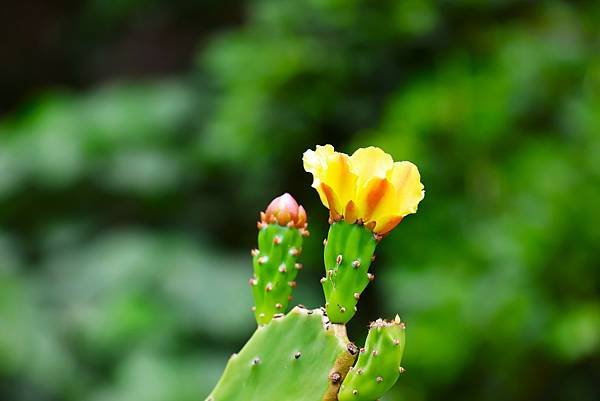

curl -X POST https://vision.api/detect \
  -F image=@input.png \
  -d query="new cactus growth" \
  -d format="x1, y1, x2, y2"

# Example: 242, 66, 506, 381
338, 316, 406, 401
321, 221, 378, 324
207, 145, 425, 400
251, 194, 309, 325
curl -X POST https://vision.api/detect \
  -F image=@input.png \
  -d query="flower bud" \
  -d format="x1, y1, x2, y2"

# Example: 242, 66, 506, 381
259, 193, 308, 233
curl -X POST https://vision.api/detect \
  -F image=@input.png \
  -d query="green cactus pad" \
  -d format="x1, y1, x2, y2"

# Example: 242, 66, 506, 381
338, 316, 406, 401
251, 223, 304, 325
321, 221, 378, 324
205, 307, 358, 401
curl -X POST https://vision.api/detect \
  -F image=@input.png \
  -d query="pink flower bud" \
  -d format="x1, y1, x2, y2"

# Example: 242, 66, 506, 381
260, 193, 309, 233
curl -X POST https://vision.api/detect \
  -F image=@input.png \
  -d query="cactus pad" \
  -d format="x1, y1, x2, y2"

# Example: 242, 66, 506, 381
206, 307, 357, 401
338, 316, 406, 401
251, 223, 304, 325
321, 221, 378, 324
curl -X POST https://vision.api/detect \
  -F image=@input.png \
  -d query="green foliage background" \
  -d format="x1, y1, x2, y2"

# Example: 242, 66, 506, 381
1, 1, 599, 400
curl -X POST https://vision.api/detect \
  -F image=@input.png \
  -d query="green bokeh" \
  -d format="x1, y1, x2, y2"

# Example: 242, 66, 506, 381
1, 1, 598, 400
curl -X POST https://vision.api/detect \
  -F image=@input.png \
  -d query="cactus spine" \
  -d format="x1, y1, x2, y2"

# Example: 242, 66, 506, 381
251, 223, 303, 324
338, 316, 406, 401
321, 221, 378, 324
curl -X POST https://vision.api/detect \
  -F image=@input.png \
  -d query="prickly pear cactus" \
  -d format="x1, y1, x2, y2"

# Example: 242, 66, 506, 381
206, 307, 357, 401
250, 194, 309, 325
321, 221, 378, 324
338, 317, 406, 401
206, 145, 425, 401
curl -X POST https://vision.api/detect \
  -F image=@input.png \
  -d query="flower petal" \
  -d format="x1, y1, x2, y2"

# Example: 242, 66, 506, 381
355, 177, 395, 222
387, 161, 425, 215
373, 215, 404, 235
349, 147, 394, 187
304, 145, 356, 217
302, 144, 335, 179
344, 200, 358, 223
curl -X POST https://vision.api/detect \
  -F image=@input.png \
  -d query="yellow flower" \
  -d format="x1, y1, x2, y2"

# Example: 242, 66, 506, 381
303, 145, 424, 235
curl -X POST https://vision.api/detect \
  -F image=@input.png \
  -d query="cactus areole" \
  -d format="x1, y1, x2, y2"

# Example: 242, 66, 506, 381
206, 145, 424, 400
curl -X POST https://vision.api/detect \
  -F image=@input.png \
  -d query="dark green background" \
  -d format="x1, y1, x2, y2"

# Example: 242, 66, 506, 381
1, 1, 598, 400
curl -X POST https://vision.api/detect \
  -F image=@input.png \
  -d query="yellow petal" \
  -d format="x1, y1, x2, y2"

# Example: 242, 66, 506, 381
303, 145, 356, 217
373, 214, 404, 235
302, 144, 335, 178
303, 145, 336, 209
344, 200, 358, 223
349, 147, 394, 187
387, 161, 425, 215
354, 177, 395, 222
319, 183, 342, 220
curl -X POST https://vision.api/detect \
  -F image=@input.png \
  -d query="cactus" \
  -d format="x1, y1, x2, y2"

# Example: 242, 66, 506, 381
206, 145, 425, 400
321, 221, 378, 324
206, 307, 357, 401
251, 193, 309, 325
338, 317, 406, 401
